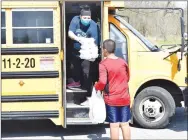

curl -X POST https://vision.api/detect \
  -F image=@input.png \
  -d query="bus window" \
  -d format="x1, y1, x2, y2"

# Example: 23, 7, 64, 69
1, 10, 6, 44
110, 24, 128, 63
12, 9, 54, 44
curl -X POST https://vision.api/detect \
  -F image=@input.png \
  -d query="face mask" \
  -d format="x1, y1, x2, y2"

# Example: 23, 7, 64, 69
81, 19, 91, 26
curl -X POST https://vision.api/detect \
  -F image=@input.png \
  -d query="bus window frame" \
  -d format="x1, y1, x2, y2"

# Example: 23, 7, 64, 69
115, 15, 160, 52
109, 23, 129, 63
1, 9, 6, 45
11, 8, 55, 45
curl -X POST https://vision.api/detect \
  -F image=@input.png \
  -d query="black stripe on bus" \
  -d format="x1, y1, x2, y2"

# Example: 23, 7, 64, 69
1, 71, 59, 79
1, 111, 59, 120
1, 95, 58, 103
1, 47, 59, 55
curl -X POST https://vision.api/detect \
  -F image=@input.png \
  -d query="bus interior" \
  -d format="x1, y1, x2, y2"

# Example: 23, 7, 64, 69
64, 1, 102, 121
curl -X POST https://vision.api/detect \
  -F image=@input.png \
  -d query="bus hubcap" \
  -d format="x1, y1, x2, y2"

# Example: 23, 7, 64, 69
139, 96, 165, 122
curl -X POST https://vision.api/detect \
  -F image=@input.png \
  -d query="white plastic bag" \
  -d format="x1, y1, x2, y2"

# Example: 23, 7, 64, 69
79, 48, 99, 61
79, 38, 99, 61
88, 87, 106, 123
80, 38, 95, 50
79, 50, 92, 60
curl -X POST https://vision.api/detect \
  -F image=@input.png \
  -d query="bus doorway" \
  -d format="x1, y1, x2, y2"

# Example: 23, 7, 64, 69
64, 1, 101, 124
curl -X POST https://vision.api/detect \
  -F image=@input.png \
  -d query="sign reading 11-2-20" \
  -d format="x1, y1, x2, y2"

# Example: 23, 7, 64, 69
2, 58, 35, 69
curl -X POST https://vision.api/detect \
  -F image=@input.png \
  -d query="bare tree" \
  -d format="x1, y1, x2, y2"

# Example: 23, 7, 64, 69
117, 1, 187, 45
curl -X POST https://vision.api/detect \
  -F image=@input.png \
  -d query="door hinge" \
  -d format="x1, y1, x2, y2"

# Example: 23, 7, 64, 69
60, 50, 64, 61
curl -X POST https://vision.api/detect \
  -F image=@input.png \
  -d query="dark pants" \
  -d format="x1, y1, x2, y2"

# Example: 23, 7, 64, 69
71, 55, 96, 98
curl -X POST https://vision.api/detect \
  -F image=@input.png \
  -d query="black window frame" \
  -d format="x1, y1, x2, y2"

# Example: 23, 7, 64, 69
109, 23, 129, 63
12, 9, 54, 44
1, 10, 6, 44
115, 15, 160, 52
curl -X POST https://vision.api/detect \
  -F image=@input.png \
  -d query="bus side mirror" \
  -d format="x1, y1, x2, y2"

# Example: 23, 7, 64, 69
180, 17, 185, 60
180, 17, 185, 38
184, 33, 188, 41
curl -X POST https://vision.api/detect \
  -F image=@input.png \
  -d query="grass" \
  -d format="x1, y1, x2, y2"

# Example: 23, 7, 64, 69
156, 40, 181, 46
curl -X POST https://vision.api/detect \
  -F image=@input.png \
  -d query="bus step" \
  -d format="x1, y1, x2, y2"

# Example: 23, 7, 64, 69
66, 89, 88, 104
66, 88, 87, 93
67, 118, 97, 125
66, 107, 89, 118
67, 103, 89, 109
67, 118, 109, 125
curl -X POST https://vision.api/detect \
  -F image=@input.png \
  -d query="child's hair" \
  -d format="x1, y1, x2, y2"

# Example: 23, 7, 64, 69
103, 39, 116, 53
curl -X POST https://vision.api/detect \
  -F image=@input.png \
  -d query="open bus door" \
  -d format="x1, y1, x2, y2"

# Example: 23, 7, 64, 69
63, 1, 102, 126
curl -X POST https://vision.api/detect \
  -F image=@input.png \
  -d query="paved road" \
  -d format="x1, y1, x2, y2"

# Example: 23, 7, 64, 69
1, 107, 187, 140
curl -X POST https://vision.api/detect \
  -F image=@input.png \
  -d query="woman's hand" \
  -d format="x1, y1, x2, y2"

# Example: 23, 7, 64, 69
77, 37, 85, 44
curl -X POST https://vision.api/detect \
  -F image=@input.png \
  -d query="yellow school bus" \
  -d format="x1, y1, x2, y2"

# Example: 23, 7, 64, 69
1, 1, 187, 129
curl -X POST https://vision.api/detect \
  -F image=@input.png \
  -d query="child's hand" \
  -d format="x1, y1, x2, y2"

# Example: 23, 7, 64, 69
94, 81, 97, 85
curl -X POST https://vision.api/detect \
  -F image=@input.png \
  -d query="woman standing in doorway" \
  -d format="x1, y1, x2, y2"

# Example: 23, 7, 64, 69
67, 5, 99, 106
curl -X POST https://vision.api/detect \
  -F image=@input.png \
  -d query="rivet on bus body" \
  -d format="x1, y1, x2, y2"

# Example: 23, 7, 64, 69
19, 81, 25, 86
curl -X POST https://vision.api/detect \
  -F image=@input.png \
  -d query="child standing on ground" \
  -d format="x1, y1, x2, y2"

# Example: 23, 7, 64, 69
95, 39, 131, 140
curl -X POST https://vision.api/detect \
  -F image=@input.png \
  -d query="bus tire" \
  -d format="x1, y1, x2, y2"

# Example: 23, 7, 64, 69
132, 86, 175, 129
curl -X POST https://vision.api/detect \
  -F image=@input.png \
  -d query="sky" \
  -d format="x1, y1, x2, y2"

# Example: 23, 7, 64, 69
175, 1, 187, 8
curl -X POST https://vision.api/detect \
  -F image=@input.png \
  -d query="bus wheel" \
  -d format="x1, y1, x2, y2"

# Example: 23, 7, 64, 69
133, 86, 175, 129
